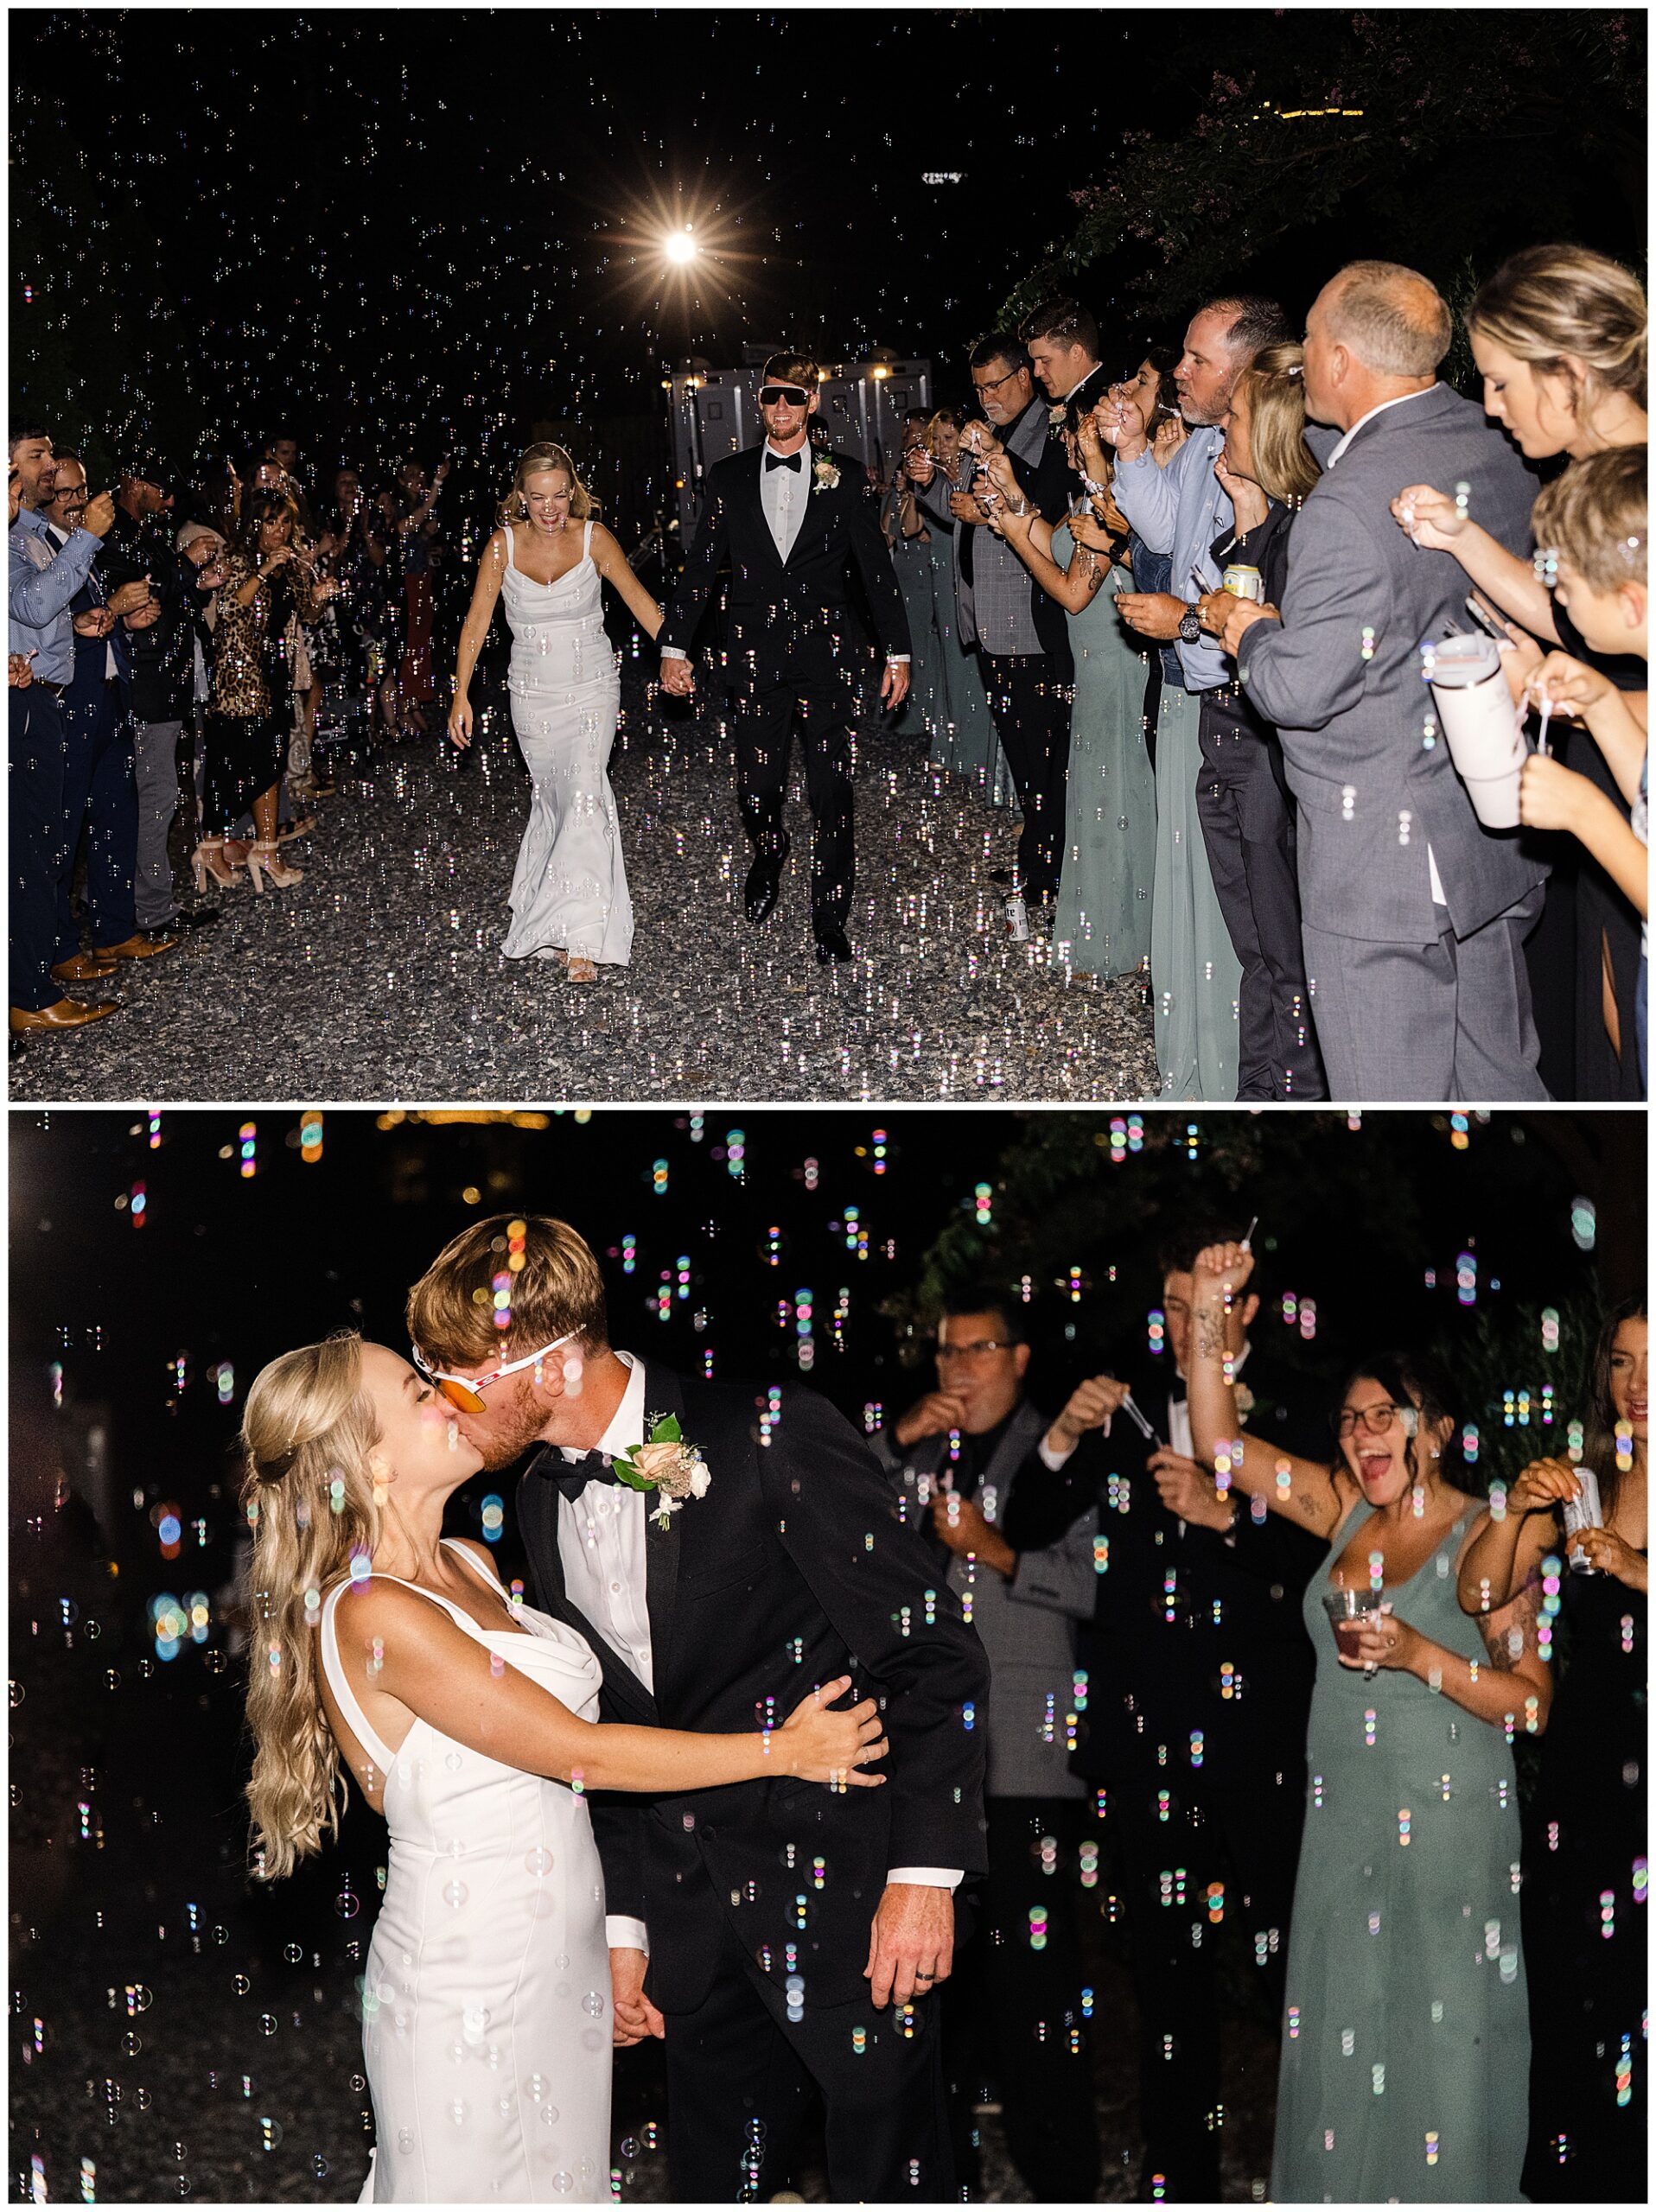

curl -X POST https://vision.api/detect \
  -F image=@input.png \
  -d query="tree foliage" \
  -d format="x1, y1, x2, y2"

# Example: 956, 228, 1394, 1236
1003, 11, 1646, 333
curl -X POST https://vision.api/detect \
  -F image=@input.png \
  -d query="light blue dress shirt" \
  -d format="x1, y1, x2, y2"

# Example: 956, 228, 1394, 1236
1107, 427, 1233, 692
9, 509, 104, 684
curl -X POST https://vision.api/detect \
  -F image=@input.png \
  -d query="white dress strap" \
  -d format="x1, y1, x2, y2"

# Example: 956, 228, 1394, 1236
441, 1537, 512, 1607
502, 524, 518, 574
582, 518, 594, 562
320, 1580, 402, 1777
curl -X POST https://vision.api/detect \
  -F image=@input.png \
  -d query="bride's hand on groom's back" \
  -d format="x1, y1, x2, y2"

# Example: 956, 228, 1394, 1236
779, 1675, 889, 1787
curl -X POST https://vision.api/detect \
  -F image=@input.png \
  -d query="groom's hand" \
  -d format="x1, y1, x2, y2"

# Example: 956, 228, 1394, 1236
880, 658, 910, 713
609, 1947, 666, 2046
659, 657, 695, 698
865, 1882, 954, 2009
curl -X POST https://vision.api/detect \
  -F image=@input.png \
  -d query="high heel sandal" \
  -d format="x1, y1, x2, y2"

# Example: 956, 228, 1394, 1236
245, 840, 304, 893
565, 957, 599, 985
191, 839, 243, 893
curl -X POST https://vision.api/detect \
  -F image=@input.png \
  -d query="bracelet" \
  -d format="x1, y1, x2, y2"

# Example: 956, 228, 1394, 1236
1081, 476, 1109, 498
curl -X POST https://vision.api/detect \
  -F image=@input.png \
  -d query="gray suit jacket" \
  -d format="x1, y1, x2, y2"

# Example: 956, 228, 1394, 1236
1236, 384, 1545, 945
874, 1401, 1098, 1799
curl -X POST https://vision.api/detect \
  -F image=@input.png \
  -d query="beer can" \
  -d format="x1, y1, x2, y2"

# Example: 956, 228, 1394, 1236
1563, 1464, 1605, 1571
1004, 894, 1030, 943
1222, 564, 1264, 601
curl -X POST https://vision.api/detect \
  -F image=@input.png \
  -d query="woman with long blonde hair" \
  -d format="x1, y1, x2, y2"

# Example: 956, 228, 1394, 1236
1390, 245, 1649, 1098
240, 1331, 884, 2201
446, 443, 666, 983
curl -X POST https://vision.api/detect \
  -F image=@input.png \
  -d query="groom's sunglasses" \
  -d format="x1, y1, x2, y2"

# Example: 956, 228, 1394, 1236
410, 1330, 576, 1414
758, 385, 810, 407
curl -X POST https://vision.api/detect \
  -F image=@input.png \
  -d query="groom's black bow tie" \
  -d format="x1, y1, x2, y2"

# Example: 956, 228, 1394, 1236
765, 450, 803, 474
543, 1449, 622, 1503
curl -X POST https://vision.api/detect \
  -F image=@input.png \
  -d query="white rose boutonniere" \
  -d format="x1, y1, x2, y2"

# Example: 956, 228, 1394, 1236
1232, 1382, 1256, 1423
812, 453, 840, 496
611, 1414, 712, 1529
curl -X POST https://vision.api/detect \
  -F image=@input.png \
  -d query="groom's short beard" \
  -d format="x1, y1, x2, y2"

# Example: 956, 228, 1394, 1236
471, 1376, 554, 1469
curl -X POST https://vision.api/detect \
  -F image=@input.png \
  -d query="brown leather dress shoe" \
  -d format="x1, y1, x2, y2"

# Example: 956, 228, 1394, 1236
51, 951, 118, 984
10, 996, 120, 1033
95, 931, 179, 960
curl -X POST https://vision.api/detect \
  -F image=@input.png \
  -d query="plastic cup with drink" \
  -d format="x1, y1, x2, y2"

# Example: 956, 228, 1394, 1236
1322, 1584, 1386, 1678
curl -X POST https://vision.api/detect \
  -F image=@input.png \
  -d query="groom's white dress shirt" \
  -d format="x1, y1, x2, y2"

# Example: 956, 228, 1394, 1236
557, 1351, 959, 1957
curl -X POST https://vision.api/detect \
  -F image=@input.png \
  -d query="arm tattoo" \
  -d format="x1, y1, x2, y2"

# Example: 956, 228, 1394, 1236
1477, 1573, 1543, 1671
1194, 1307, 1226, 1363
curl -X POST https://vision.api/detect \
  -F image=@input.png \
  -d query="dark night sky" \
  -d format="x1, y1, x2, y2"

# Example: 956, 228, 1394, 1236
13, 7, 1158, 480
10, 1105, 1631, 1608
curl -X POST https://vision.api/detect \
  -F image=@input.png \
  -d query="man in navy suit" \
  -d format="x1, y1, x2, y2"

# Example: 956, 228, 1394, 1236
659, 352, 912, 964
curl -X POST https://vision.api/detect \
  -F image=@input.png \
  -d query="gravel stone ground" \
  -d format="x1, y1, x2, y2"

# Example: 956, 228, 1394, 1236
10, 674, 1158, 1105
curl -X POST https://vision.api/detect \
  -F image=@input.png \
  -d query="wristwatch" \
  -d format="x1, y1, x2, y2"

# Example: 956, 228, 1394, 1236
1177, 604, 1203, 645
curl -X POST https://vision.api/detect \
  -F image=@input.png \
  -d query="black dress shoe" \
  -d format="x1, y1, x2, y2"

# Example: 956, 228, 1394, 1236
744, 842, 789, 925
813, 922, 853, 965
159, 907, 220, 931
987, 866, 1016, 887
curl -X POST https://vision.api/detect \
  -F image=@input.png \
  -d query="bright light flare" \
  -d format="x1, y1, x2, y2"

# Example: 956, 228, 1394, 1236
663, 230, 697, 266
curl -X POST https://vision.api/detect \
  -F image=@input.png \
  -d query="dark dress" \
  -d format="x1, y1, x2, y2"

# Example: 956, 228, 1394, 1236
1523, 597, 1646, 1100
1520, 1557, 1647, 2200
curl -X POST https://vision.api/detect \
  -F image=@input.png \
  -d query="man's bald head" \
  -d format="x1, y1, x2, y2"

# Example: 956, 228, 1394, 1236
1302, 259, 1449, 430
1321, 261, 1451, 378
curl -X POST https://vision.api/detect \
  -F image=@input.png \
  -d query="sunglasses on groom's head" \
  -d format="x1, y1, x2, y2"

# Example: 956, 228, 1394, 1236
411, 1330, 576, 1414
759, 385, 811, 408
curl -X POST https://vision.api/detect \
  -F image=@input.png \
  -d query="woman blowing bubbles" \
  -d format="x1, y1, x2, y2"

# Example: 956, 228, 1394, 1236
1182, 1242, 1546, 2203
448, 446, 666, 985
239, 1333, 883, 2202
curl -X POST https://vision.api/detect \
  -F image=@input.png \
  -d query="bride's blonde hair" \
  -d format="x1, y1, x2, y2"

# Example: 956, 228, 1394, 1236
497, 441, 598, 528
239, 1332, 385, 1879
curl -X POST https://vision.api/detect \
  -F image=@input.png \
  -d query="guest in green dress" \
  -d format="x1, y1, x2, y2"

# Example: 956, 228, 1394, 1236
910, 407, 1010, 804
989, 424, 1156, 976
1184, 1241, 1545, 2205
879, 435, 942, 742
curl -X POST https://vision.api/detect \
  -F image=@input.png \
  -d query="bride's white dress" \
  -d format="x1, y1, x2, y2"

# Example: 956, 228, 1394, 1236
499, 519, 634, 967
321, 1540, 612, 2202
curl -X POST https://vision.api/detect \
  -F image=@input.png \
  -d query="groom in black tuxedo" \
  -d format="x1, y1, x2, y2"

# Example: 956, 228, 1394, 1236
659, 352, 912, 964
409, 1215, 989, 2203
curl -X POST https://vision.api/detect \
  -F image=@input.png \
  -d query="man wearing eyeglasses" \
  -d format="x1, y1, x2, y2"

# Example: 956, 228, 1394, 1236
999, 1225, 1327, 2202
658, 350, 911, 967
910, 332, 1077, 924
873, 1290, 1103, 2204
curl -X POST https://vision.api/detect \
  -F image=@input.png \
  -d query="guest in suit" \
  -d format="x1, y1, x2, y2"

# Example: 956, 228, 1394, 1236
872, 1288, 1102, 2203
8, 431, 121, 1033
1002, 1224, 1325, 2202
1221, 260, 1546, 1100
407, 1215, 989, 2205
37, 454, 178, 983
909, 334, 1075, 916
659, 350, 912, 965
1020, 294, 1111, 433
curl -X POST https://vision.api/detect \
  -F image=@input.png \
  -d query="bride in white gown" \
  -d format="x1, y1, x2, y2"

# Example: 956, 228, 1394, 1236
449, 445, 666, 983
239, 1333, 887, 2203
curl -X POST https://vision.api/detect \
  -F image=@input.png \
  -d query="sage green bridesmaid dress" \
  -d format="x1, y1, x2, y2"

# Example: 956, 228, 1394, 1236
925, 531, 1010, 805
1048, 524, 1156, 979
1271, 1501, 1531, 2202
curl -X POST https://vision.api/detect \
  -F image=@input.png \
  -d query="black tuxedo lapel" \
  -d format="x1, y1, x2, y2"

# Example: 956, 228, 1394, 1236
640, 1365, 686, 1684
518, 1444, 659, 1724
